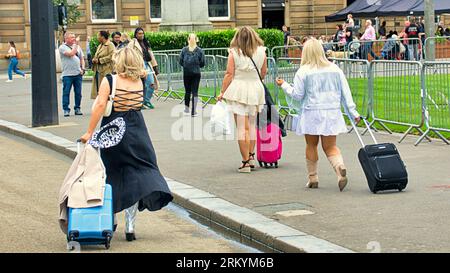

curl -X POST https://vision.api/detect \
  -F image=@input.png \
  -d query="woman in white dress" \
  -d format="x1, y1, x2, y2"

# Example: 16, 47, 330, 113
217, 26, 267, 173
276, 38, 361, 191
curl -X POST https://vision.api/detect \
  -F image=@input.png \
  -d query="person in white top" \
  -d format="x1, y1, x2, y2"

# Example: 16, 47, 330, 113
217, 26, 267, 173
5, 41, 26, 83
346, 14, 355, 29
276, 38, 361, 192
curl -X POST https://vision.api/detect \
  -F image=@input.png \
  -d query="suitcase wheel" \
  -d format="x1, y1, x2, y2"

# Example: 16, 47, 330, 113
398, 188, 403, 192
258, 161, 263, 168
105, 235, 112, 250
103, 231, 113, 250
264, 163, 269, 169
275, 162, 279, 168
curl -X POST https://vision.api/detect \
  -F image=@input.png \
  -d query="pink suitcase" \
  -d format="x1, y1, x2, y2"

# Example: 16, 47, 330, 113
257, 123, 283, 168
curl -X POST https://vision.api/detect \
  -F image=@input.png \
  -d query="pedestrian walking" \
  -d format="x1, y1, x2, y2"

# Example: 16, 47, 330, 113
80, 47, 173, 242
91, 30, 115, 99
5, 41, 26, 83
58, 32, 85, 117
276, 38, 361, 192
217, 26, 267, 173
128, 27, 159, 109
179, 33, 205, 117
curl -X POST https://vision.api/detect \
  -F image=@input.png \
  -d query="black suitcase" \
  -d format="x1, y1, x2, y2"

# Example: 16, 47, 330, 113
350, 117, 408, 194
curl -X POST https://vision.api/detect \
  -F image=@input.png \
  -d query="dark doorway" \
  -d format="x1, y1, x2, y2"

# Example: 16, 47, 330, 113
262, 10, 284, 30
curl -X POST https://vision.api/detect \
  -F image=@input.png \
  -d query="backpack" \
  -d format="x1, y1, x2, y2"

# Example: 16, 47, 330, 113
14, 48, 21, 59
182, 48, 200, 68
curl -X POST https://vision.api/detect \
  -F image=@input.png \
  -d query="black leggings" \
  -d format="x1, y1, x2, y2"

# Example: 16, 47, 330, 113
183, 73, 201, 109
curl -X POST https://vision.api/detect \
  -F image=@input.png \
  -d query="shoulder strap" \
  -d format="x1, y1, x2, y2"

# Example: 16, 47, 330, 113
249, 57, 263, 82
106, 74, 114, 96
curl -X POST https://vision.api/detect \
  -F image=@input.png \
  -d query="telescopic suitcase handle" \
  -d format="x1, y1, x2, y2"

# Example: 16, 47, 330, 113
344, 107, 378, 147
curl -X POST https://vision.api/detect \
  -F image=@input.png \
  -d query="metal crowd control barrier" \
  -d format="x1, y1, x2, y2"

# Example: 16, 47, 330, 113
152, 53, 169, 100
270, 45, 302, 61
424, 37, 450, 61
347, 38, 423, 62
215, 55, 228, 92
154, 47, 229, 58
161, 53, 184, 102
368, 60, 427, 143
330, 58, 371, 120
198, 55, 218, 107
274, 57, 301, 115
415, 62, 450, 146
266, 57, 278, 105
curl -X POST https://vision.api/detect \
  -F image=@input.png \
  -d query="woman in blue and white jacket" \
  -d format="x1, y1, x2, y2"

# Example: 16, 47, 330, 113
276, 38, 360, 192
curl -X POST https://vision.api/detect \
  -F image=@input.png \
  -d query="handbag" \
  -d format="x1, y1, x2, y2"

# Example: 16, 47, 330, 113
249, 57, 287, 137
92, 74, 117, 117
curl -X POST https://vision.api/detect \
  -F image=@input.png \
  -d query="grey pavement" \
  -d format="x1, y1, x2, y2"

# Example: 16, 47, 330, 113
1, 79, 450, 253
0, 131, 257, 253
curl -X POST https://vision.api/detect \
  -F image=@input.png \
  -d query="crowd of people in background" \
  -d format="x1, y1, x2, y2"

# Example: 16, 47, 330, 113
58, 28, 164, 117
283, 14, 449, 62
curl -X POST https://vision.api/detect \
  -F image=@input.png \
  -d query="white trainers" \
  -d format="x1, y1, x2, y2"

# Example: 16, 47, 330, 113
5, 80, 13, 83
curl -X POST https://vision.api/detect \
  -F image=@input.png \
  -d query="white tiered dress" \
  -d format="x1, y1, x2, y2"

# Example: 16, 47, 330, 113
223, 46, 267, 116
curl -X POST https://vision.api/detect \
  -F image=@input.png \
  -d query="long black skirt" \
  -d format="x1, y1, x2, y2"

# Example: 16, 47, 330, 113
100, 110, 173, 213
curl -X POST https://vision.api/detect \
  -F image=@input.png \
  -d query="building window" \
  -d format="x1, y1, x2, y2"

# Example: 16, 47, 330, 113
208, 0, 230, 20
150, 0, 161, 21
91, 0, 117, 22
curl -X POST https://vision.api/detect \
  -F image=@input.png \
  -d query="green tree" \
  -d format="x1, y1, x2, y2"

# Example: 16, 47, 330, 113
52, 0, 81, 26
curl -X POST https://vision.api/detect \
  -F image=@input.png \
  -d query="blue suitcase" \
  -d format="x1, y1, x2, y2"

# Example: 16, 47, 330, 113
67, 184, 114, 249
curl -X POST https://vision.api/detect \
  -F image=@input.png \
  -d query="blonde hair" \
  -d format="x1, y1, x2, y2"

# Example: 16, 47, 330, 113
230, 26, 264, 57
113, 47, 146, 81
188, 33, 198, 47
301, 38, 331, 69
121, 33, 131, 43
64, 31, 75, 41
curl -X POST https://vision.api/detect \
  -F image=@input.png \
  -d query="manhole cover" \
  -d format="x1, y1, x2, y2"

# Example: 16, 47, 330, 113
275, 210, 315, 217
253, 202, 313, 216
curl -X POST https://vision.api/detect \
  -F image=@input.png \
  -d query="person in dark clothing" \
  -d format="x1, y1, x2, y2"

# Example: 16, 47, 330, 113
445, 28, 450, 38
405, 21, 420, 60
436, 26, 445, 36
282, 25, 291, 57
129, 27, 159, 109
379, 21, 387, 38
179, 33, 205, 117
80, 47, 173, 242
417, 20, 426, 59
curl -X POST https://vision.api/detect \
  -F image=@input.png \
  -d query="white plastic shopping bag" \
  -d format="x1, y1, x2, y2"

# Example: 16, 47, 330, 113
210, 101, 232, 136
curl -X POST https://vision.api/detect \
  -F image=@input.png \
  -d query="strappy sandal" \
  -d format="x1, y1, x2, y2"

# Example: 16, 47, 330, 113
249, 153, 256, 169
238, 160, 252, 173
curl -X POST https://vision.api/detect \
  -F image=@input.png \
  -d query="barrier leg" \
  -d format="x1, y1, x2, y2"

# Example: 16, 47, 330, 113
361, 120, 378, 135
399, 126, 414, 143
415, 129, 430, 146
432, 129, 450, 145
378, 121, 393, 134
415, 127, 432, 142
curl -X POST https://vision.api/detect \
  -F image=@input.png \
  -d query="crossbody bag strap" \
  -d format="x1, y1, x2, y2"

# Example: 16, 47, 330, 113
105, 74, 117, 100
249, 57, 263, 83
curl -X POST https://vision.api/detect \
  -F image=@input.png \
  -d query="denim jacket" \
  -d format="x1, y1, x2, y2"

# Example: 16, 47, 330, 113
281, 63, 360, 119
